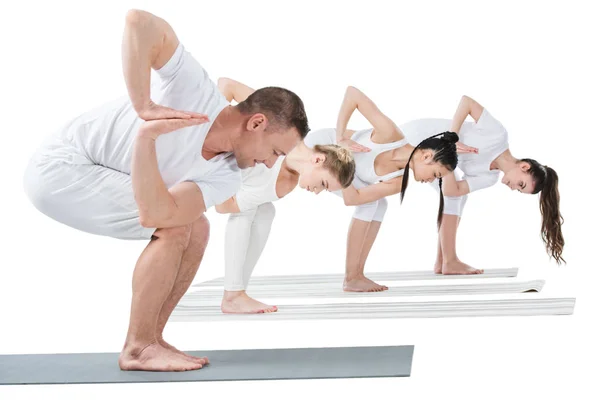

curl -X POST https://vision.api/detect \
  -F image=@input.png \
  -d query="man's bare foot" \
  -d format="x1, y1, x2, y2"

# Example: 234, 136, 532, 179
442, 259, 483, 275
118, 341, 205, 372
221, 291, 278, 314
343, 275, 388, 292
157, 337, 209, 365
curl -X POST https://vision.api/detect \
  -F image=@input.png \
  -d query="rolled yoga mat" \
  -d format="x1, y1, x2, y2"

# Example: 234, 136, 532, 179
0, 345, 414, 385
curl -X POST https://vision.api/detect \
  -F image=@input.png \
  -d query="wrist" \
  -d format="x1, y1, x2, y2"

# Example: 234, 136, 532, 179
137, 127, 159, 141
135, 100, 156, 118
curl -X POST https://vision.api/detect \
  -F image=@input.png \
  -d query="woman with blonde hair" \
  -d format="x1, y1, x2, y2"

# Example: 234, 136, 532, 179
215, 78, 356, 314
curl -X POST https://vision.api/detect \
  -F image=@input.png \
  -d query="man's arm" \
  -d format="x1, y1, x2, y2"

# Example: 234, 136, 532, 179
122, 9, 191, 120
132, 118, 210, 228
217, 77, 255, 103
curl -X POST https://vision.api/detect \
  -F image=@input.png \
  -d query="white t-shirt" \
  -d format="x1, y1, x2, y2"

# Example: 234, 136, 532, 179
235, 156, 285, 212
57, 43, 240, 210
399, 109, 509, 193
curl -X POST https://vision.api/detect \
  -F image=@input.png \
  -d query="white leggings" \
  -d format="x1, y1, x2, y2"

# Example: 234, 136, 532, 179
224, 202, 276, 291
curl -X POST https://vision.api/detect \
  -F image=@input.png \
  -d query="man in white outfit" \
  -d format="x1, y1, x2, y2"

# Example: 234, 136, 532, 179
23, 10, 309, 372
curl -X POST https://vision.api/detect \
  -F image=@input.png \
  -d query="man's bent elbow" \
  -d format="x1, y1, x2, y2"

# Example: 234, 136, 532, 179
125, 9, 148, 26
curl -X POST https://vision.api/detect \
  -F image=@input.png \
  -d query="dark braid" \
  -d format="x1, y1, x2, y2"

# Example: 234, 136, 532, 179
522, 158, 565, 264
400, 131, 459, 228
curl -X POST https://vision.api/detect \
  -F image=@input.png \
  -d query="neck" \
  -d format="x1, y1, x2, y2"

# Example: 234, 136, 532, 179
283, 142, 313, 176
202, 106, 243, 155
391, 144, 416, 170
490, 148, 518, 172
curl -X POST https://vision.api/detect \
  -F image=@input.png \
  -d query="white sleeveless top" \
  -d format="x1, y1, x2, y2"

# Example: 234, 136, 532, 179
350, 128, 409, 183
303, 127, 409, 186
234, 156, 285, 212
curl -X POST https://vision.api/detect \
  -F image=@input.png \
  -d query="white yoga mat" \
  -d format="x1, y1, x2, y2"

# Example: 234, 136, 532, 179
182, 280, 544, 304
172, 297, 575, 321
193, 268, 519, 288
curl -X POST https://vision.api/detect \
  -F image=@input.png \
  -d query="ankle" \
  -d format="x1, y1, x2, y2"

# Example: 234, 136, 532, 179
122, 337, 157, 356
223, 290, 246, 301
443, 256, 459, 264
344, 272, 365, 282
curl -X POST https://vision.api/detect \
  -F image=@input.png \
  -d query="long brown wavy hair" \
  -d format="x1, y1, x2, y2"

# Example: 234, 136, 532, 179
522, 158, 565, 264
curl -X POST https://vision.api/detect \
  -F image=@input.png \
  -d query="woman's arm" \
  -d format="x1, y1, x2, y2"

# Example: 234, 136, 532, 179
342, 178, 402, 206
441, 171, 471, 197
217, 77, 255, 103
450, 95, 485, 133
336, 86, 403, 143
215, 196, 241, 214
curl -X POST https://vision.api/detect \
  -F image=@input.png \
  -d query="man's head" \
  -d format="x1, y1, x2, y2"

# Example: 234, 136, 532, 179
232, 87, 309, 169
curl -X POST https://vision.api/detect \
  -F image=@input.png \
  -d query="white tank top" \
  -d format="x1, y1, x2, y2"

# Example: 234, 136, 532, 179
350, 128, 409, 183
234, 156, 285, 212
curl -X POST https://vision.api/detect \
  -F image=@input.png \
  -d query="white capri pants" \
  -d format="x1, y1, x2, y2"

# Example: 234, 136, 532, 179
224, 202, 276, 291
23, 136, 156, 240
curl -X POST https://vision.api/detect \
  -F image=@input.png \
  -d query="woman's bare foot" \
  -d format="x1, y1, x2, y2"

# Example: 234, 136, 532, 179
221, 290, 278, 314
442, 259, 483, 275
434, 260, 443, 274
343, 275, 388, 292
118, 341, 205, 372
157, 337, 209, 365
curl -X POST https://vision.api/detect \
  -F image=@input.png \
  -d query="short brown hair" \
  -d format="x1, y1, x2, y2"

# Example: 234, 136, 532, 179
236, 87, 310, 138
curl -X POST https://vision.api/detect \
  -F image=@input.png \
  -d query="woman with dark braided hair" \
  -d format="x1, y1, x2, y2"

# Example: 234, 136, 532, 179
400, 95, 565, 275
305, 86, 477, 292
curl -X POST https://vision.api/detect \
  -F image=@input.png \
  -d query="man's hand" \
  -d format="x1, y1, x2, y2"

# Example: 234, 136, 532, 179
137, 101, 208, 121
138, 116, 210, 140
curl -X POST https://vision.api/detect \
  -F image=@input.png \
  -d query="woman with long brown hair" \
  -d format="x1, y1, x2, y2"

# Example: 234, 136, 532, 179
399, 95, 565, 275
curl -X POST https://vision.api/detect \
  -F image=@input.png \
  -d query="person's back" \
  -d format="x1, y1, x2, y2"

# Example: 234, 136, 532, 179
54, 43, 231, 187
400, 111, 509, 192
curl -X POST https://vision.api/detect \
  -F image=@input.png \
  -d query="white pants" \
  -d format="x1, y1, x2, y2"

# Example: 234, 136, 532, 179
224, 202, 276, 291
23, 136, 156, 240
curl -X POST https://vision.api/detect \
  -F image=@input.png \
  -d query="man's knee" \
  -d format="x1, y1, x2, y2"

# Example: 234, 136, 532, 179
153, 224, 193, 247
189, 214, 210, 244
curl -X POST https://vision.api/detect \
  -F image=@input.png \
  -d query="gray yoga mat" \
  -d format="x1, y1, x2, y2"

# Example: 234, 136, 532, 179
0, 345, 414, 385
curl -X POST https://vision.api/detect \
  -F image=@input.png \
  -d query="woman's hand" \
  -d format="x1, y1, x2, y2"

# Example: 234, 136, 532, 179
338, 138, 371, 153
456, 141, 479, 154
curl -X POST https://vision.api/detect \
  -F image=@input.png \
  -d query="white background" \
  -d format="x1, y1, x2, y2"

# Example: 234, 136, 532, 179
1, 0, 598, 398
